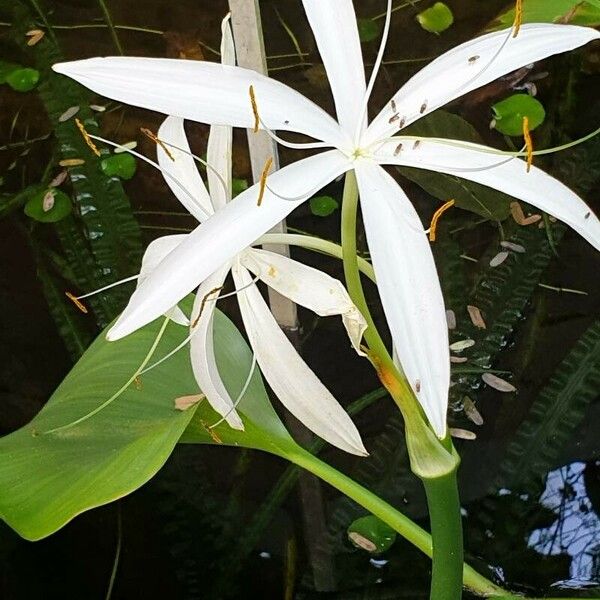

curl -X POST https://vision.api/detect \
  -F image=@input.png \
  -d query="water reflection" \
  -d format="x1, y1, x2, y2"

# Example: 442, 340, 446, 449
529, 461, 600, 588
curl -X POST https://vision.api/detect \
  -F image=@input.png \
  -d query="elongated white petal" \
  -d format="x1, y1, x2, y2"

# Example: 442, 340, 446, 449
53, 57, 345, 147
365, 24, 600, 146
139, 234, 189, 326
354, 161, 449, 438
207, 15, 236, 209
157, 116, 213, 220
107, 150, 351, 340
232, 264, 367, 455
242, 248, 367, 353
189, 263, 244, 430
302, 0, 366, 138
375, 138, 600, 251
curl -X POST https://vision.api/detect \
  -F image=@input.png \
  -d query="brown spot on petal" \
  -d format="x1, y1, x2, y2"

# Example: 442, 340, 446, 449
174, 394, 204, 411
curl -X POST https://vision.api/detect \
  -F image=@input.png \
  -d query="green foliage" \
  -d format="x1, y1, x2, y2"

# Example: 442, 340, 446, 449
398, 111, 515, 220
416, 2, 454, 34
231, 177, 248, 197
310, 195, 339, 217
492, 94, 546, 136
5, 67, 39, 92
489, 0, 600, 29
100, 153, 138, 180
357, 18, 381, 42
0, 298, 297, 541
24, 188, 71, 222
493, 319, 600, 492
347, 515, 397, 554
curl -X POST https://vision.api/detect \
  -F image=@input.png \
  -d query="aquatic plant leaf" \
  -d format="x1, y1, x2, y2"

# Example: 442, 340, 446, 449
0, 297, 294, 540
357, 18, 382, 42
310, 195, 339, 217
416, 2, 454, 34
24, 188, 72, 222
4, 67, 39, 91
100, 153, 137, 180
493, 319, 600, 492
347, 515, 397, 554
492, 94, 546, 136
398, 111, 514, 220
488, 0, 600, 29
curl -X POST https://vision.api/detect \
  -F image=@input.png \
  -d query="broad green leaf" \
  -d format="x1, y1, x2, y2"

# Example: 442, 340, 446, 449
416, 2, 454, 34
0, 297, 295, 540
5, 67, 39, 92
488, 0, 600, 29
24, 188, 72, 223
398, 111, 514, 220
358, 18, 382, 42
309, 195, 339, 217
0, 60, 20, 84
492, 94, 546, 137
100, 153, 137, 180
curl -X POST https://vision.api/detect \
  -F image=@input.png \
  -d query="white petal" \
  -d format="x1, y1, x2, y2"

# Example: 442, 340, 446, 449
157, 116, 213, 220
189, 263, 244, 430
302, 0, 366, 137
242, 248, 367, 353
207, 15, 236, 209
365, 24, 600, 146
375, 138, 600, 252
53, 57, 345, 147
232, 264, 367, 456
139, 234, 189, 326
107, 150, 351, 340
354, 161, 449, 438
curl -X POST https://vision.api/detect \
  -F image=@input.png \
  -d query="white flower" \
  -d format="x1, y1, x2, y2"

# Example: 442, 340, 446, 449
126, 18, 368, 456
54, 1, 600, 439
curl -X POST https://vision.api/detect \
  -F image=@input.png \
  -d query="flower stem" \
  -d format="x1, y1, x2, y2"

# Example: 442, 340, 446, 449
340, 170, 463, 600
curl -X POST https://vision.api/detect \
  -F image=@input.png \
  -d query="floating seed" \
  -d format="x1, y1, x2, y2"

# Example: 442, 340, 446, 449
450, 356, 468, 363
26, 29, 45, 46
42, 189, 55, 212
58, 105, 80, 122
49, 170, 68, 187
90, 104, 106, 112
500, 240, 526, 253
445, 309, 456, 330
482, 372, 516, 393
174, 394, 204, 411
489, 251, 509, 267
114, 141, 138, 154
449, 339, 475, 352
467, 305, 486, 329
463, 397, 483, 426
450, 428, 476, 440
59, 158, 85, 167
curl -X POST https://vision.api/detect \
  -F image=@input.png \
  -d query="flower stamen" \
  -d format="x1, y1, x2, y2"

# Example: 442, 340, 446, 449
192, 286, 224, 328
257, 156, 274, 206
428, 200, 455, 242
140, 127, 175, 161
65, 291, 89, 313
513, 0, 523, 38
522, 116, 533, 172
249, 85, 260, 133
75, 118, 101, 157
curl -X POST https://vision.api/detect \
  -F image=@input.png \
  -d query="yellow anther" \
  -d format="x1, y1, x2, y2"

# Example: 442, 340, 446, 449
65, 291, 88, 314
429, 200, 455, 242
192, 286, 224, 328
513, 0, 523, 37
201, 419, 223, 443
249, 85, 260, 133
522, 116, 533, 172
140, 127, 175, 161
257, 156, 273, 206
75, 118, 101, 157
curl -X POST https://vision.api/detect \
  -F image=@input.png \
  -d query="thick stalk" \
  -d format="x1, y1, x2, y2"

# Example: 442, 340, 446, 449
340, 170, 463, 600
287, 446, 502, 598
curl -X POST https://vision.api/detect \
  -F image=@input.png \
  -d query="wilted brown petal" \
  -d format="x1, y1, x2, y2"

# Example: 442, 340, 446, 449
489, 251, 509, 267
463, 397, 484, 426
449, 427, 477, 440
174, 394, 205, 411
467, 305, 486, 329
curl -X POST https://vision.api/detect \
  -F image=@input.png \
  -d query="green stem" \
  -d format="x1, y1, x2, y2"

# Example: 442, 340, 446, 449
423, 471, 464, 600
287, 447, 502, 598
97, 0, 124, 55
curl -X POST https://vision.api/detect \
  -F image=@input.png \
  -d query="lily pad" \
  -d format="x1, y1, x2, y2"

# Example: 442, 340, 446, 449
358, 18, 382, 42
100, 153, 137, 180
492, 94, 546, 136
416, 2, 454, 34
24, 188, 72, 223
5, 67, 40, 92
488, 0, 600, 29
0, 299, 297, 540
310, 195, 339, 217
